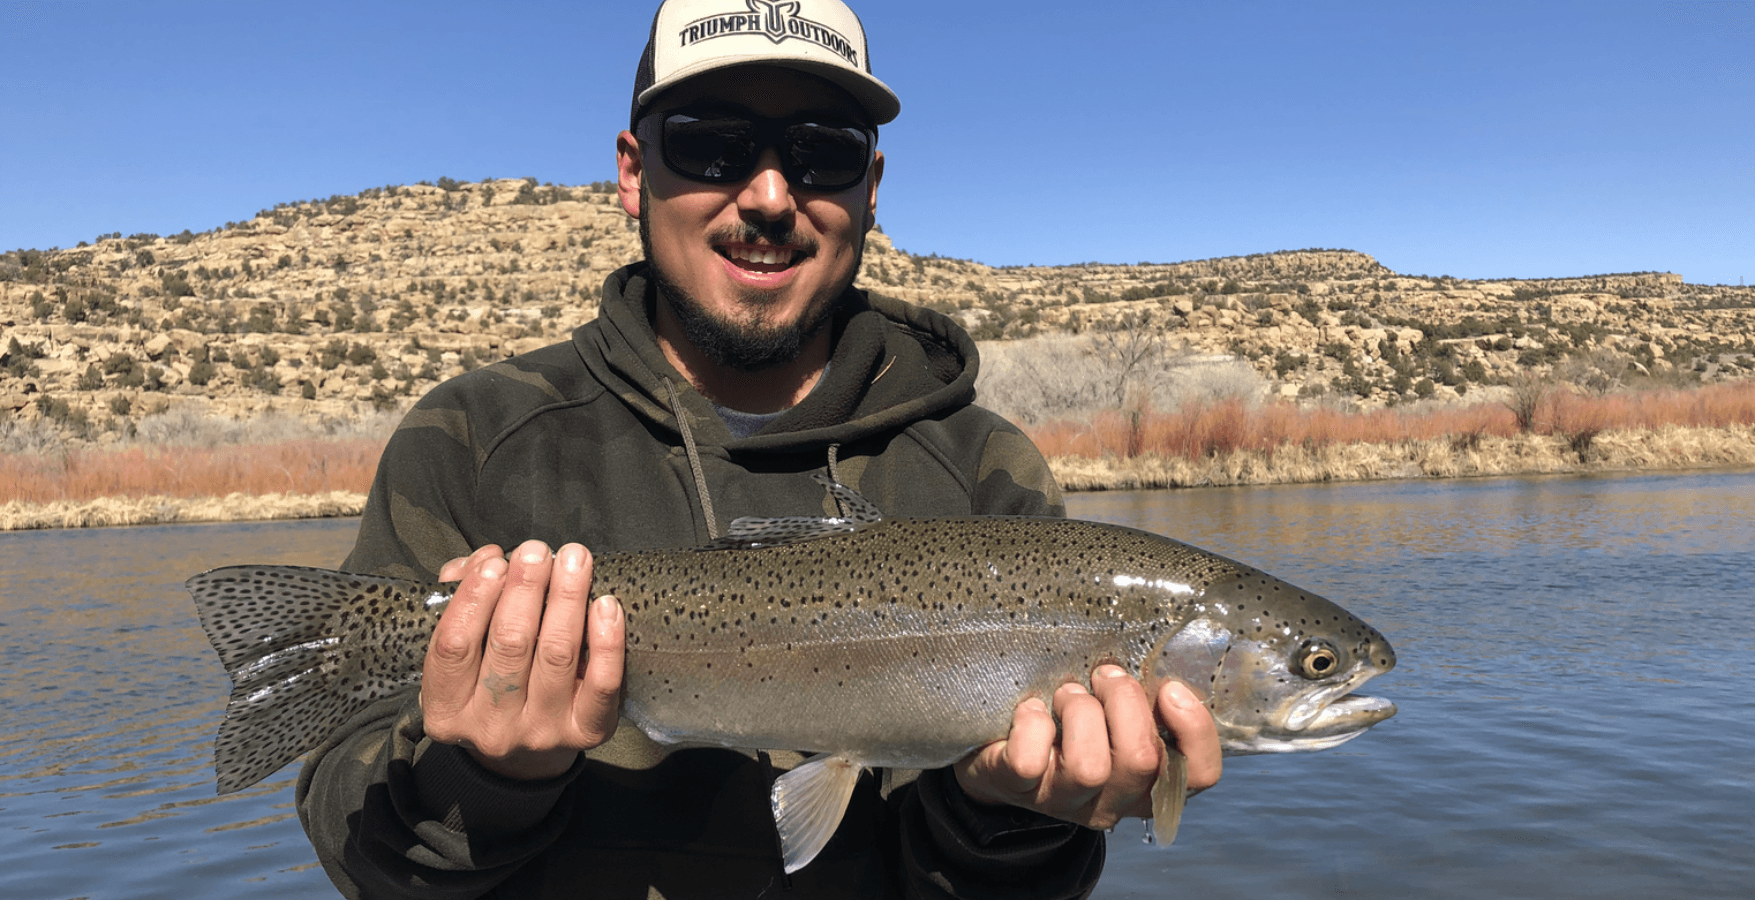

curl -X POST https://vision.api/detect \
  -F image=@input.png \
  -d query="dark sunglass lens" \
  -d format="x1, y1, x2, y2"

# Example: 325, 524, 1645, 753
663, 115, 756, 181
784, 123, 870, 188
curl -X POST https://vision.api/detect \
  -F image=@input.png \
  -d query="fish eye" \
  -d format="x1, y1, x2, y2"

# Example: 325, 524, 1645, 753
1295, 640, 1342, 680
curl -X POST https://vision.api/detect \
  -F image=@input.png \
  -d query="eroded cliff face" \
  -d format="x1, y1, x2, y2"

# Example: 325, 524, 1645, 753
3, 178, 1752, 444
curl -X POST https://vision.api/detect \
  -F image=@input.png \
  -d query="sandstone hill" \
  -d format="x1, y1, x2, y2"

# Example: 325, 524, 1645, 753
3, 178, 1753, 445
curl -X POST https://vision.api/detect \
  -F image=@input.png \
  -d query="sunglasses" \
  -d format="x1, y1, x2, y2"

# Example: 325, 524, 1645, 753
638, 110, 876, 192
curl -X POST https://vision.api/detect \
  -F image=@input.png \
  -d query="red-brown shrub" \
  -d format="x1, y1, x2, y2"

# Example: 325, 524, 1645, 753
1026, 382, 1755, 460
0, 438, 384, 504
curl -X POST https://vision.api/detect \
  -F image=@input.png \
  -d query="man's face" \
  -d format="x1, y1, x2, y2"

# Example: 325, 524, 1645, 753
617, 66, 883, 372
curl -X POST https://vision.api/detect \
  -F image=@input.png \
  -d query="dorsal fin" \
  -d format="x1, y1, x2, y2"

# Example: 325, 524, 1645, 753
700, 475, 883, 551
811, 472, 883, 525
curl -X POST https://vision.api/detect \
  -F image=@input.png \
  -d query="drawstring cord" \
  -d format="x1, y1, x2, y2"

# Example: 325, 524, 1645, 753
664, 377, 720, 540
664, 378, 850, 537
825, 443, 849, 517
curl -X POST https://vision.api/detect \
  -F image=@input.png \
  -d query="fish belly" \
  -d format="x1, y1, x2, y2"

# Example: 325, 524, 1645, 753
620, 624, 1133, 768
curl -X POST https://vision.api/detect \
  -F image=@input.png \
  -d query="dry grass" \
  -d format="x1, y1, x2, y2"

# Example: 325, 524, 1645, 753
0, 491, 368, 530
1029, 382, 1755, 461
4, 383, 1754, 528
0, 438, 382, 505
1047, 425, 1755, 491
0, 403, 394, 530
1033, 382, 1755, 490
1028, 399, 1516, 459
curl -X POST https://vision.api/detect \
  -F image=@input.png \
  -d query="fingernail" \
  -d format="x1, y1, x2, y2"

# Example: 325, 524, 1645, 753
519, 540, 549, 564
558, 544, 585, 572
481, 559, 506, 581
1164, 681, 1196, 708
1021, 697, 1049, 715
1095, 664, 1128, 680
1061, 682, 1088, 695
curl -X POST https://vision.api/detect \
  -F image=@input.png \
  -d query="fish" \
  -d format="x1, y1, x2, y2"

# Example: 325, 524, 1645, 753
188, 478, 1396, 873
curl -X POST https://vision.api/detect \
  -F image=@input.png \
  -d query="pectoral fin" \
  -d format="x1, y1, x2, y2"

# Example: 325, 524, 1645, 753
1149, 746, 1187, 846
770, 753, 864, 874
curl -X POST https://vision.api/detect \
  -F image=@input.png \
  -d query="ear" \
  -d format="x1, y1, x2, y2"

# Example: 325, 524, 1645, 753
863, 149, 884, 233
616, 130, 644, 219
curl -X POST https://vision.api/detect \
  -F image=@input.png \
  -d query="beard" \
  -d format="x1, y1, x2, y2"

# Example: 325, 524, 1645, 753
640, 186, 866, 373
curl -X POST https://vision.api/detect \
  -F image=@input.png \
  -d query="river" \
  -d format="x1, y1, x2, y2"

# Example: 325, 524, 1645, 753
2, 469, 1751, 899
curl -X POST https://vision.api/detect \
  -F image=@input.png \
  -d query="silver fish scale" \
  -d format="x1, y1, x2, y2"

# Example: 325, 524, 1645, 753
188, 512, 1396, 796
595, 517, 1242, 767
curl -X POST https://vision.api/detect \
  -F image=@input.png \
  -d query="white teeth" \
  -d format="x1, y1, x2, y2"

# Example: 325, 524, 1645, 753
726, 246, 792, 266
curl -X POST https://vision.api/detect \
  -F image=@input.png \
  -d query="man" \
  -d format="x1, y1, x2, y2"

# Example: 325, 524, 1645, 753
296, 1, 1221, 897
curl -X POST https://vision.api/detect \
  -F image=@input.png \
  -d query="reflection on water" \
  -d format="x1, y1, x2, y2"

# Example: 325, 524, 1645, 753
2, 470, 1752, 899
1074, 469, 1755, 900
0, 519, 358, 899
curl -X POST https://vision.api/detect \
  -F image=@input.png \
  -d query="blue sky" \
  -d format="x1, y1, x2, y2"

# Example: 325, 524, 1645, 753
2, 0, 1750, 284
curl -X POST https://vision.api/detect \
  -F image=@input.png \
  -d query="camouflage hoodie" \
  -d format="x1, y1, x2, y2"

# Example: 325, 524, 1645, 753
296, 263, 1102, 899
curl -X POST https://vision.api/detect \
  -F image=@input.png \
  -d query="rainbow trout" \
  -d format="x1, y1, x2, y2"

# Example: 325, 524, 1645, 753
189, 479, 1395, 872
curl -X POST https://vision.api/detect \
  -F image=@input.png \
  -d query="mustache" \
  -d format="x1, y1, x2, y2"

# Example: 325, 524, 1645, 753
709, 220, 818, 255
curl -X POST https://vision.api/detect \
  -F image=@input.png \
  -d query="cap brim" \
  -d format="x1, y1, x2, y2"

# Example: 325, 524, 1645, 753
637, 58, 900, 126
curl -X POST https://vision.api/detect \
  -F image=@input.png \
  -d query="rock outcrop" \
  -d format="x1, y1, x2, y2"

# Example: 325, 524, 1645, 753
3, 178, 1752, 443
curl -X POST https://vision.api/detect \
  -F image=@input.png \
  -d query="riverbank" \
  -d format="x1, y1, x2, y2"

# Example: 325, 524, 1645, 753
4, 423, 1752, 530
1048, 423, 1755, 490
0, 490, 367, 530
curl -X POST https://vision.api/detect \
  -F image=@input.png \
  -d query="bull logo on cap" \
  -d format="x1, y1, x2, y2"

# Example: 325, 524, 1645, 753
750, 0, 801, 43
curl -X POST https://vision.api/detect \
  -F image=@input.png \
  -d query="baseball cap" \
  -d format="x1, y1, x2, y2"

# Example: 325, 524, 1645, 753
631, 0, 901, 128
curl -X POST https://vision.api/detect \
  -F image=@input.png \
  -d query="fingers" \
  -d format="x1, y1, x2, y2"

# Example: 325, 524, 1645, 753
476, 541, 556, 708
1086, 665, 1163, 810
1158, 681, 1222, 795
438, 555, 471, 582
524, 543, 591, 713
1050, 681, 1112, 792
999, 698, 1055, 786
419, 540, 625, 780
954, 667, 1219, 832
958, 696, 1054, 805
423, 545, 508, 721
574, 588, 626, 744
1051, 665, 1162, 827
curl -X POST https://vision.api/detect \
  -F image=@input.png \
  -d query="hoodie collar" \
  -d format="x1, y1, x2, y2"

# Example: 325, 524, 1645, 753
576, 262, 978, 454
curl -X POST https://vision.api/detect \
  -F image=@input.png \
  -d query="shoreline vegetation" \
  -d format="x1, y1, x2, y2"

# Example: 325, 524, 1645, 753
5, 382, 1752, 531
5, 179, 1754, 529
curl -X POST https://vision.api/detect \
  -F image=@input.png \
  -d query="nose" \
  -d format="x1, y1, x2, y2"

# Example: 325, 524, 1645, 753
736, 146, 797, 223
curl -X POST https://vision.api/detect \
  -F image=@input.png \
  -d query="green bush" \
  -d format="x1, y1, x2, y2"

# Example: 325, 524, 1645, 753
161, 271, 195, 297
247, 365, 282, 395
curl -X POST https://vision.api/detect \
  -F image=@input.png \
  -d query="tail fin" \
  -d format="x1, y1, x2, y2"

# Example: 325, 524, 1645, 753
186, 566, 434, 793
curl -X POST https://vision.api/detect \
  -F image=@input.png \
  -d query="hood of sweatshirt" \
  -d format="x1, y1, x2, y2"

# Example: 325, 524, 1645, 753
575, 262, 980, 456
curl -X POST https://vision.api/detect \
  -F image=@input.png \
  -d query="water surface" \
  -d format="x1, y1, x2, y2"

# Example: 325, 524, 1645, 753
2, 470, 1751, 899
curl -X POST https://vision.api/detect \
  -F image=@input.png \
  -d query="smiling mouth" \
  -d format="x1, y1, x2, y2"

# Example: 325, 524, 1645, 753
719, 243, 801, 274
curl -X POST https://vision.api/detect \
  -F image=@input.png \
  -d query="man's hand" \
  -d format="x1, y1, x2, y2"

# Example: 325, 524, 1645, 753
953, 666, 1222, 830
420, 541, 625, 781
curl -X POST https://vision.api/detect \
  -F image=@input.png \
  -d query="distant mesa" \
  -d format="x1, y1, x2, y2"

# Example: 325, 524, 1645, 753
0, 177, 1751, 443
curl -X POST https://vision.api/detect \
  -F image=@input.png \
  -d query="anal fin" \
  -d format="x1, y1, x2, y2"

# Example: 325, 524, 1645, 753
770, 752, 864, 874
1149, 746, 1187, 846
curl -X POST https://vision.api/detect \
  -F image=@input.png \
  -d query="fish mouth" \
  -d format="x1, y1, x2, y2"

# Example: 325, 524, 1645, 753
1232, 694, 1398, 755
1310, 693, 1396, 732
